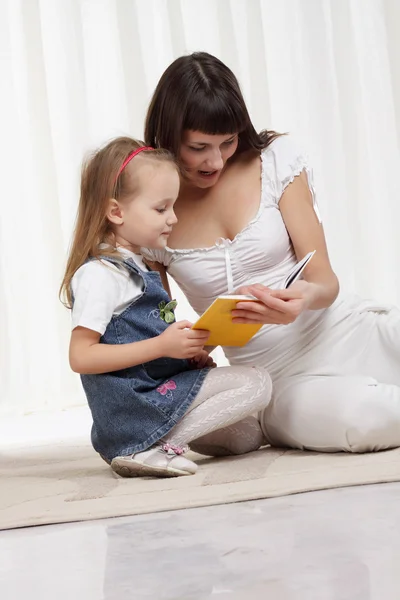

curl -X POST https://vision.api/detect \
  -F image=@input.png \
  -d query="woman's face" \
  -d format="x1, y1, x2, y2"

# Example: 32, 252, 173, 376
179, 130, 239, 189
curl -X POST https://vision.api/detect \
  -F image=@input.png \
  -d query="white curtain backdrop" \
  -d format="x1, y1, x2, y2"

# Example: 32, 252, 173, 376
1, 0, 399, 416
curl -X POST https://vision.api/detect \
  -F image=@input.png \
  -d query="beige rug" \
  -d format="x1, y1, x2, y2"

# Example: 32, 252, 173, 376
1, 442, 400, 530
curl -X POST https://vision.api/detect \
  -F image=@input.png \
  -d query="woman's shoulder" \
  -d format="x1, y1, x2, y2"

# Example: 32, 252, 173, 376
261, 133, 309, 187
235, 134, 307, 172
262, 133, 305, 161
140, 247, 172, 267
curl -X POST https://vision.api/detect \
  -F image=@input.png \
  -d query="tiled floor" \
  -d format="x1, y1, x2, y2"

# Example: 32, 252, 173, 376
1, 482, 400, 599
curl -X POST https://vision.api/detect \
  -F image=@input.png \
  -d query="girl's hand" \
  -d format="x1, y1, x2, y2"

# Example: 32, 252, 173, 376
159, 320, 210, 359
233, 281, 317, 325
190, 350, 217, 369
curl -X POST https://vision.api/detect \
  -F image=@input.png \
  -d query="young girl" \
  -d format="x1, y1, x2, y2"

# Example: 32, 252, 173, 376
60, 137, 272, 478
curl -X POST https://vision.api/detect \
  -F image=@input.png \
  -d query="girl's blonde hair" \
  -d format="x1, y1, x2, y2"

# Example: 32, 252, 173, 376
60, 136, 176, 308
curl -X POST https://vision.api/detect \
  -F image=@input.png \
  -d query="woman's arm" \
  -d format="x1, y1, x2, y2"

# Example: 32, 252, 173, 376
144, 260, 172, 297
233, 171, 339, 324
276, 171, 339, 309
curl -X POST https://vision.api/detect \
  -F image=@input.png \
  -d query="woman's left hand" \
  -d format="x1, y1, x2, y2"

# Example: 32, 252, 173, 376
232, 281, 318, 325
189, 350, 217, 369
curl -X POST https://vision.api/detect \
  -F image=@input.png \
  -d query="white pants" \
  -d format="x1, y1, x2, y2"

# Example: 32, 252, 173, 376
260, 301, 400, 452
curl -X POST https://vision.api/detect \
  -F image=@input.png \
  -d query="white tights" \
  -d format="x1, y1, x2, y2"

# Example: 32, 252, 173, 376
163, 366, 271, 455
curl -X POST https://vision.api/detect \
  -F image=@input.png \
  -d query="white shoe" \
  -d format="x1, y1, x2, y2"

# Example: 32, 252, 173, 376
111, 444, 198, 478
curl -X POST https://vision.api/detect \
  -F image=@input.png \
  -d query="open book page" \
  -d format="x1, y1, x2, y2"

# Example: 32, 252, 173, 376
283, 250, 316, 289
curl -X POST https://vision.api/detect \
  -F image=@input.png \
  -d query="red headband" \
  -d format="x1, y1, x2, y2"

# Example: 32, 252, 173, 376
115, 146, 154, 181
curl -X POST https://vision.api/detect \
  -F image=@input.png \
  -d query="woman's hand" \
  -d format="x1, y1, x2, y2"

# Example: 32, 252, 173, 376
232, 281, 318, 325
189, 349, 217, 369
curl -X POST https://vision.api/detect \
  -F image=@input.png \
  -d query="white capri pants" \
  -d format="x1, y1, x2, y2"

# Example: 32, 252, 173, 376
260, 302, 400, 452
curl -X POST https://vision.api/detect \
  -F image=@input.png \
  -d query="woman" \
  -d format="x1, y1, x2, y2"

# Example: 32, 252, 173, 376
142, 51, 400, 455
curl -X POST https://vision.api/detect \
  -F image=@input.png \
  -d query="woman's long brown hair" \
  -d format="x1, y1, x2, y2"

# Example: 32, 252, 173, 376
145, 52, 283, 157
60, 137, 174, 308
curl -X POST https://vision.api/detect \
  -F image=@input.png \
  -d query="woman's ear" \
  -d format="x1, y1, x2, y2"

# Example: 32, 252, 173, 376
106, 199, 124, 225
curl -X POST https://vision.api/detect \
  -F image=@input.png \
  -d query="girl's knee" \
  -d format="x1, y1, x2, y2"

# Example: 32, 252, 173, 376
248, 367, 273, 408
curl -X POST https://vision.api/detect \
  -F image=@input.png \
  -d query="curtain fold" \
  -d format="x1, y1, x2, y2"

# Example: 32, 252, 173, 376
1, 0, 399, 415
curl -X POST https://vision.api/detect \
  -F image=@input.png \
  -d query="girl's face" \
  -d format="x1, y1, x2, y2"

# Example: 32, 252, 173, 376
179, 131, 239, 189
108, 161, 179, 251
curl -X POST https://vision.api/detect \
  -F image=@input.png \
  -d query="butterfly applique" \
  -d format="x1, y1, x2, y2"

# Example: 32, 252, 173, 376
158, 300, 177, 324
156, 380, 177, 396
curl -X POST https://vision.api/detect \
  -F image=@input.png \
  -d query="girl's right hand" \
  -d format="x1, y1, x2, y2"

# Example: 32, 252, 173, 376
159, 320, 210, 359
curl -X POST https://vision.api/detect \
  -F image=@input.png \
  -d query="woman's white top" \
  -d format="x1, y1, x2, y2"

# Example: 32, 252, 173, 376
140, 136, 358, 377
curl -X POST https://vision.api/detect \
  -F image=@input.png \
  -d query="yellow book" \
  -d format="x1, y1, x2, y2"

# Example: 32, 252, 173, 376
191, 250, 316, 347
192, 295, 261, 347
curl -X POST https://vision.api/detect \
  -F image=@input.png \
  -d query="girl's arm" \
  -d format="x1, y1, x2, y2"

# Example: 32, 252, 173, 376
69, 327, 166, 374
69, 322, 210, 375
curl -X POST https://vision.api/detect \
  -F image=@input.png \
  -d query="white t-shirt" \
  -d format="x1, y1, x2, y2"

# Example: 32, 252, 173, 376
71, 248, 148, 335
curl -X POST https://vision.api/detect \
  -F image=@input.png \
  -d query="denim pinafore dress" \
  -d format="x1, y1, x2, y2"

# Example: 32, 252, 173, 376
80, 257, 210, 462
